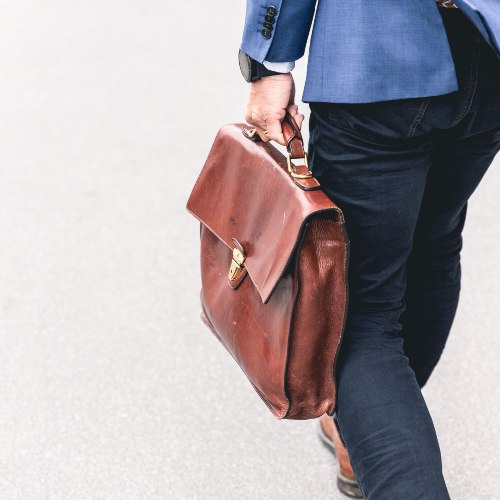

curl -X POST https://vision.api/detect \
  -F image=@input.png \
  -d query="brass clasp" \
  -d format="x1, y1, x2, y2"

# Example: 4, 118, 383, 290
245, 128, 258, 138
228, 247, 246, 282
287, 152, 313, 179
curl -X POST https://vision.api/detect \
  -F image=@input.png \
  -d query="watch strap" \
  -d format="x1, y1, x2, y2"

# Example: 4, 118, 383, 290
252, 59, 282, 80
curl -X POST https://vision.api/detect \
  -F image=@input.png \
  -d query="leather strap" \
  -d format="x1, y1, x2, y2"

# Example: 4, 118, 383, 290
282, 112, 306, 159
242, 112, 320, 190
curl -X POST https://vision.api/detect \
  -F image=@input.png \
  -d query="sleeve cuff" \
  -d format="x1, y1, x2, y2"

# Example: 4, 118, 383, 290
262, 60, 295, 73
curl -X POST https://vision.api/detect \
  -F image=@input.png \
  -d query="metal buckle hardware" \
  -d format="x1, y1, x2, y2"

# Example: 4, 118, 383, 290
245, 128, 258, 138
228, 247, 246, 282
287, 152, 313, 179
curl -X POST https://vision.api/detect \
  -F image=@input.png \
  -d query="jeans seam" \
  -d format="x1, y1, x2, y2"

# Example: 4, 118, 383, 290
450, 37, 481, 127
335, 417, 366, 498
406, 99, 431, 138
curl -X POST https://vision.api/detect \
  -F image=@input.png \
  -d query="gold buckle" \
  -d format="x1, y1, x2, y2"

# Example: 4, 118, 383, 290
228, 247, 246, 282
245, 128, 258, 138
287, 152, 313, 179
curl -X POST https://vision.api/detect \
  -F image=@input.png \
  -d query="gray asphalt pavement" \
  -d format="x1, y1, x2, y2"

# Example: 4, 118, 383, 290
0, 2, 499, 499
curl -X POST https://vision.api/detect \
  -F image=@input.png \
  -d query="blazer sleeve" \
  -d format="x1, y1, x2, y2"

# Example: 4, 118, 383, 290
240, 1, 318, 63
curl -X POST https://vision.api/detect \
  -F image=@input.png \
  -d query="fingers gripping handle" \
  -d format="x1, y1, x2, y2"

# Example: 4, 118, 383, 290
242, 112, 305, 157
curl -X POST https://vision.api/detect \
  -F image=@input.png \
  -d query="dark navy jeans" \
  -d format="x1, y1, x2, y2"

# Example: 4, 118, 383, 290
308, 8, 500, 499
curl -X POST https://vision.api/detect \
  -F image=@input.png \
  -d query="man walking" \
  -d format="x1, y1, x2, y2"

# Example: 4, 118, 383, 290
238, 1, 500, 498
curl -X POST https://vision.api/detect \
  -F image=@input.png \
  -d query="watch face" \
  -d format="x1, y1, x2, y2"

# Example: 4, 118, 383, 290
238, 50, 252, 82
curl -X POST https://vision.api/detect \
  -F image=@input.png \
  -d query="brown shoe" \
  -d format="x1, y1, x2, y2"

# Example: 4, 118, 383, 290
318, 413, 363, 498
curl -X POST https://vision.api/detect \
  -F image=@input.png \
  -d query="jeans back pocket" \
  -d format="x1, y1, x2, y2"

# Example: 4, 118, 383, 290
326, 97, 432, 143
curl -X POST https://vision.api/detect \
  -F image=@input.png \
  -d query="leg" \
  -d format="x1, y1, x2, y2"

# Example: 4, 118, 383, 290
402, 130, 500, 387
308, 101, 450, 499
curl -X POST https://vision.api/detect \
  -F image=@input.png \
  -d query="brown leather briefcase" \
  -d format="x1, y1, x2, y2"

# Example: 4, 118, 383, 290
186, 114, 350, 419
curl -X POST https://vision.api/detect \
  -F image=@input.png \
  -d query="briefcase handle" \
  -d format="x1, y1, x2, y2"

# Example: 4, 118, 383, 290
243, 112, 313, 181
281, 112, 306, 160
243, 112, 304, 154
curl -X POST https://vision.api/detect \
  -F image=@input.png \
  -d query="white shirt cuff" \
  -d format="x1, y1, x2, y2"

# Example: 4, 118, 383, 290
262, 60, 295, 73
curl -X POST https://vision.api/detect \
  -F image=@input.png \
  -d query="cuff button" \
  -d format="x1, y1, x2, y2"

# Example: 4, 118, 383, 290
266, 5, 277, 16
261, 28, 272, 39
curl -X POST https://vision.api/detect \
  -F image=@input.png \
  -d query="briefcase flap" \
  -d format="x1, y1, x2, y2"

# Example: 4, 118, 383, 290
186, 123, 343, 304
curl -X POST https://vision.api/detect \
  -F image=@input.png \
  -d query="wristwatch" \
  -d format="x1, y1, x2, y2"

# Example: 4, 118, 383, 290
238, 49, 283, 82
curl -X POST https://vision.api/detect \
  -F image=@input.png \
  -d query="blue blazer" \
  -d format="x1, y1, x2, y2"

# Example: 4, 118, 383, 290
240, 0, 500, 103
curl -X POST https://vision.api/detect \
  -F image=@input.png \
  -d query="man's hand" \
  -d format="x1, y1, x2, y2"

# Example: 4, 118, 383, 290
245, 73, 305, 145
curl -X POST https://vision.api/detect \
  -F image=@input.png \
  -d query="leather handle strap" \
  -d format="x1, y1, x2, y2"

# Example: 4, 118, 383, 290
242, 112, 320, 191
281, 112, 305, 159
